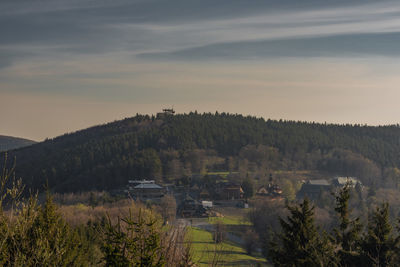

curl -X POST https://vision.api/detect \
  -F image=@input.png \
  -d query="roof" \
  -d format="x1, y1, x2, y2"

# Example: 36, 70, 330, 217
307, 179, 330, 186
334, 177, 360, 185
134, 183, 163, 189
257, 187, 268, 193
129, 180, 155, 184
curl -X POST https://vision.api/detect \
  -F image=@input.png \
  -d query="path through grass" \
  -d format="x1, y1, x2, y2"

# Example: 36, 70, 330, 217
188, 227, 268, 266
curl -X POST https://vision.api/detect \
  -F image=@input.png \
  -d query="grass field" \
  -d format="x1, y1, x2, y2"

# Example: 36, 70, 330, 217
208, 215, 251, 226
188, 227, 268, 266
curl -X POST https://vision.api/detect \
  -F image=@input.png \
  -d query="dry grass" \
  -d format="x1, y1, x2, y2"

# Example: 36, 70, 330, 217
57, 199, 146, 226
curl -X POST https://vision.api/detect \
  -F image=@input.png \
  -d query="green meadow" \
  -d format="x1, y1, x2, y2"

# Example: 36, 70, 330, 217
188, 226, 268, 266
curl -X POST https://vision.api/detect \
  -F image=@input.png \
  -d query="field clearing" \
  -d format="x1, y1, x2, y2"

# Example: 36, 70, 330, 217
208, 215, 251, 226
188, 227, 268, 266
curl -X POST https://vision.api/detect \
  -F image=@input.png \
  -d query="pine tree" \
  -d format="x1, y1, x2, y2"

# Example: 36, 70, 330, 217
0, 190, 88, 266
333, 184, 362, 266
361, 203, 399, 267
101, 209, 165, 266
102, 217, 130, 266
269, 198, 337, 266
34, 191, 86, 265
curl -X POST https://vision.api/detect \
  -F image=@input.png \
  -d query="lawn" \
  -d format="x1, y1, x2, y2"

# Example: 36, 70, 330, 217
188, 227, 268, 266
208, 215, 251, 226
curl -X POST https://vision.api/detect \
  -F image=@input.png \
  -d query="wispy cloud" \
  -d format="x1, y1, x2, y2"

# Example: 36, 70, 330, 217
133, 1, 400, 58
2, 0, 400, 62
2, 0, 400, 139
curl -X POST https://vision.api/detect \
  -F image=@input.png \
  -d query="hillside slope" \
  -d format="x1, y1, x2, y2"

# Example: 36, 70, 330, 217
0, 135, 36, 152
2, 112, 400, 193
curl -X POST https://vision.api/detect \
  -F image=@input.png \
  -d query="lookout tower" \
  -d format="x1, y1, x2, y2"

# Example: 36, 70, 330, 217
162, 108, 175, 115
157, 107, 175, 118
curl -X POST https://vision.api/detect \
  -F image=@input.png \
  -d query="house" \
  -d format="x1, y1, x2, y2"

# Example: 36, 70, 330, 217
256, 186, 269, 195
128, 179, 155, 189
218, 183, 244, 200
256, 173, 283, 197
332, 176, 362, 188
256, 183, 283, 197
127, 180, 165, 200
179, 194, 206, 217
297, 179, 331, 199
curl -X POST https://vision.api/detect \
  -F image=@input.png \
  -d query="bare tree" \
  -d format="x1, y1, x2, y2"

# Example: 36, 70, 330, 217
159, 194, 177, 224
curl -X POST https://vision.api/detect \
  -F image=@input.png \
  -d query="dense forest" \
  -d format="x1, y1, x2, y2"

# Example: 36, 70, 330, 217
0, 135, 36, 152
3, 112, 400, 193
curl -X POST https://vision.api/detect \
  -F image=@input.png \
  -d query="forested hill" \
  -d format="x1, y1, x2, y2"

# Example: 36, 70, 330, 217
0, 135, 36, 152
3, 112, 400, 193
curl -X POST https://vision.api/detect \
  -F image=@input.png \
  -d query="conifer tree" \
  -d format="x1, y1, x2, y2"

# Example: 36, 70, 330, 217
269, 198, 337, 266
333, 184, 362, 266
0, 159, 89, 266
102, 209, 165, 266
33, 191, 85, 265
102, 217, 130, 266
361, 203, 399, 267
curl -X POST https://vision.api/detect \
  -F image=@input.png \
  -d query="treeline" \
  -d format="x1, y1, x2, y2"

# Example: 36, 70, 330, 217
265, 185, 400, 266
4, 112, 400, 192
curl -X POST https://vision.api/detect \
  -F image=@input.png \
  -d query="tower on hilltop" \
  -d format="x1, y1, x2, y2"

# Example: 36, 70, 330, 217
157, 107, 175, 118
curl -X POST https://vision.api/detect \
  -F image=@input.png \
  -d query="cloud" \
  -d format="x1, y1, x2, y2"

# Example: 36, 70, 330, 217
0, 47, 33, 69
1, 0, 400, 64
3, 0, 400, 139
138, 32, 400, 60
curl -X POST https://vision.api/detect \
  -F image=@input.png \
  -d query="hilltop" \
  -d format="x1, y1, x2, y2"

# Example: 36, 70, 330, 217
0, 135, 36, 152
2, 112, 400, 193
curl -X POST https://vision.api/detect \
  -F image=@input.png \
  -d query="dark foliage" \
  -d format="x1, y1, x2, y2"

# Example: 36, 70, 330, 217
269, 198, 337, 266
268, 187, 400, 267
3, 113, 400, 193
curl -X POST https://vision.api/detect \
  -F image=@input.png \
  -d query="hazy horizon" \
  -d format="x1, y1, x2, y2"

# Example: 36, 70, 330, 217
2, 0, 400, 140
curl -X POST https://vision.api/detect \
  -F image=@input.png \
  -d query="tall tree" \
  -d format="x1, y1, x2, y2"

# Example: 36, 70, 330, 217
101, 209, 165, 266
269, 198, 337, 266
333, 184, 362, 266
361, 203, 399, 267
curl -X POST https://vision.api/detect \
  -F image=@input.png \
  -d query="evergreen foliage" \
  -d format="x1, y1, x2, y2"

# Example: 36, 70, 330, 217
332, 184, 362, 266
267, 186, 400, 266
101, 210, 165, 266
361, 203, 399, 267
269, 198, 337, 266
0, 190, 89, 266
4, 113, 400, 193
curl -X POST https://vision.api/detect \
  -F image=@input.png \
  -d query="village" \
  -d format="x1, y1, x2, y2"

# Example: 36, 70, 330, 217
124, 174, 362, 219
121, 109, 365, 219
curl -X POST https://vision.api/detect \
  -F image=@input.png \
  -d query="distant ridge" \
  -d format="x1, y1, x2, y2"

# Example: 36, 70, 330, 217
0, 135, 36, 152
3, 112, 400, 193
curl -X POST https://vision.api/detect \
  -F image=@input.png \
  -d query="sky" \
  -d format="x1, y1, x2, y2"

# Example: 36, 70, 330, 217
2, 0, 400, 141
